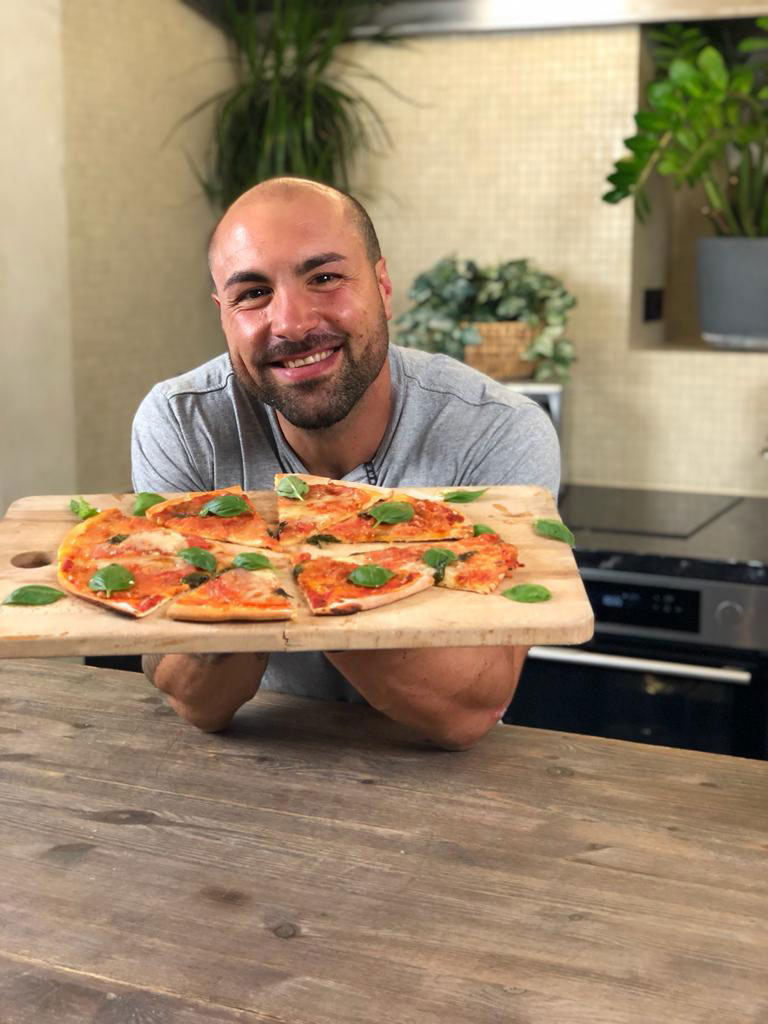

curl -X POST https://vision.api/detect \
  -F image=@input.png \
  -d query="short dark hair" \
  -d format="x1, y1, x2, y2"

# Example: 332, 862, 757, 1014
208, 178, 382, 272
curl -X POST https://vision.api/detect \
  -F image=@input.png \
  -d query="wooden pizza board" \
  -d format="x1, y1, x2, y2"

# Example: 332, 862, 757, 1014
0, 487, 593, 657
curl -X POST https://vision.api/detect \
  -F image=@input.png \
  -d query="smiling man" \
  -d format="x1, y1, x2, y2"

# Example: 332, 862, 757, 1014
132, 177, 560, 749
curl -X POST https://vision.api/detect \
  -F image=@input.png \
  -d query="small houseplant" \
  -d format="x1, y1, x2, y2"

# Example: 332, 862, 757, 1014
603, 18, 768, 347
395, 257, 577, 382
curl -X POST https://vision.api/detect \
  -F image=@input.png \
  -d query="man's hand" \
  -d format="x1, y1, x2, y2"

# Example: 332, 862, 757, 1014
325, 645, 527, 750
143, 653, 268, 732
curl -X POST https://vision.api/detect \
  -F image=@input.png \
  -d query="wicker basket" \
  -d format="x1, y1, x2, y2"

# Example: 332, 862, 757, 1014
462, 322, 538, 381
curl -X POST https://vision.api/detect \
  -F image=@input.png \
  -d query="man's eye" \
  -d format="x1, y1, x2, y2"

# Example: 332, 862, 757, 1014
312, 273, 341, 285
238, 287, 270, 301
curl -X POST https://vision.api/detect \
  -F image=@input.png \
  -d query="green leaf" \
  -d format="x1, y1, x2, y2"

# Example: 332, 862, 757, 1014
199, 494, 250, 517
422, 547, 457, 584
179, 547, 217, 573
442, 488, 489, 503
365, 501, 415, 525
132, 492, 164, 516
473, 524, 498, 536
2, 585, 65, 606
88, 564, 135, 597
292, 563, 305, 579
533, 518, 575, 546
347, 565, 396, 588
69, 497, 100, 520
669, 58, 705, 98
276, 475, 309, 501
502, 584, 552, 603
232, 552, 273, 571
306, 534, 341, 546
696, 46, 728, 91
108, 534, 129, 545
181, 572, 210, 589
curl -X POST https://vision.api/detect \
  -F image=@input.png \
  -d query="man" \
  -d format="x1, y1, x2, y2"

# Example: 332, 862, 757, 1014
132, 177, 560, 749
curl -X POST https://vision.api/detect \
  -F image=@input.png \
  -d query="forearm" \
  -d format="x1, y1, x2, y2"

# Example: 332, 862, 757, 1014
143, 653, 269, 732
325, 645, 527, 750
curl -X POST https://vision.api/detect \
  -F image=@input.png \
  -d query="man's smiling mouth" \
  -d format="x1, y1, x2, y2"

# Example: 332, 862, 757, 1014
281, 348, 335, 369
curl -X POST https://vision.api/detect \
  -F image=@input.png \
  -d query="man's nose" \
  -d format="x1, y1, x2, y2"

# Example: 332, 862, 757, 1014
268, 285, 319, 340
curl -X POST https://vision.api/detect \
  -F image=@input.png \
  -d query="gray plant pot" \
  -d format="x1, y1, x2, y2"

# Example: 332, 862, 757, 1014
696, 237, 768, 350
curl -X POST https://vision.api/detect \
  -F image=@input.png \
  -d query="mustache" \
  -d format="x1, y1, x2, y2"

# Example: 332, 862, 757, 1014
257, 332, 347, 367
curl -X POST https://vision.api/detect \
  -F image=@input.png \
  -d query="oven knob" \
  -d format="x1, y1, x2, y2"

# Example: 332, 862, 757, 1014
714, 600, 744, 627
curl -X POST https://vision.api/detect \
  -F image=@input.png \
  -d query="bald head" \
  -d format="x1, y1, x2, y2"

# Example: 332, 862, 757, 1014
208, 178, 381, 277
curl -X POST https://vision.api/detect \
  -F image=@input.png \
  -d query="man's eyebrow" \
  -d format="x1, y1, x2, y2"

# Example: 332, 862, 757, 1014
223, 269, 269, 290
295, 252, 347, 275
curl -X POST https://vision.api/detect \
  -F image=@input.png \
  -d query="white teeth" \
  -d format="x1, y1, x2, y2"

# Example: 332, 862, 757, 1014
284, 349, 334, 369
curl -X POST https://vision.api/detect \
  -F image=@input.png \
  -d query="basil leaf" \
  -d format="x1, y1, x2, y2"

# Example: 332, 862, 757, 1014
457, 551, 475, 561
276, 475, 309, 501
307, 534, 341, 546
179, 547, 217, 573
132, 492, 164, 516
108, 534, 129, 544
473, 523, 497, 536
181, 572, 210, 589
199, 494, 250, 518
442, 488, 489, 503
292, 563, 305, 579
502, 584, 552, 603
365, 501, 414, 525
420, 547, 457, 584
233, 552, 272, 571
69, 496, 100, 520
88, 564, 135, 597
533, 518, 575, 546
2, 585, 65, 606
273, 587, 290, 598
347, 565, 396, 588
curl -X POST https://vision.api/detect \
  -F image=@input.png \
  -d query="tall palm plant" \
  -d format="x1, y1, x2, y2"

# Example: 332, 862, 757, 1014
186, 0, 396, 208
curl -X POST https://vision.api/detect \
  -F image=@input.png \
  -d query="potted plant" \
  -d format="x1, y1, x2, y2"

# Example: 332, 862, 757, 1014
603, 18, 768, 349
395, 256, 577, 382
180, 0, 396, 207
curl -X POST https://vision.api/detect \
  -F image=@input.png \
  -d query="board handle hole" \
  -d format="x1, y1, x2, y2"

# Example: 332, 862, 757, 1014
11, 551, 52, 569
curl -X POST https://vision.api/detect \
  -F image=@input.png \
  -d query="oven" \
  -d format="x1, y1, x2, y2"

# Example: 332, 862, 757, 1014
504, 486, 768, 760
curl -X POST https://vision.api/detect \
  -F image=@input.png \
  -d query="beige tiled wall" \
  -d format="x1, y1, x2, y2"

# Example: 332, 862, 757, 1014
350, 27, 768, 497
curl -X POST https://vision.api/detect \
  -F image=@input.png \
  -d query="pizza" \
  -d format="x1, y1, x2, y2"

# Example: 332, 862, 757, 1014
57, 509, 239, 617
167, 566, 295, 622
274, 473, 389, 547
352, 533, 520, 594
323, 491, 474, 545
145, 486, 278, 550
292, 552, 434, 615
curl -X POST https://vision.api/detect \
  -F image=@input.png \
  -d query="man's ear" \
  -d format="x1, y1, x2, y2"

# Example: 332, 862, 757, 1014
375, 257, 393, 321
211, 292, 221, 310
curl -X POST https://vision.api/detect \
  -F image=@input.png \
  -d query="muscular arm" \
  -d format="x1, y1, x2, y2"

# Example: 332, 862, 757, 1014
325, 645, 527, 750
143, 653, 269, 732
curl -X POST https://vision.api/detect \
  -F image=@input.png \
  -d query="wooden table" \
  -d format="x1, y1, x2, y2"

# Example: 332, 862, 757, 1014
1, 659, 766, 1024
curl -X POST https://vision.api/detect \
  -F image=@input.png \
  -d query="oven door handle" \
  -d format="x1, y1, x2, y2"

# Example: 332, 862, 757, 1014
528, 646, 752, 685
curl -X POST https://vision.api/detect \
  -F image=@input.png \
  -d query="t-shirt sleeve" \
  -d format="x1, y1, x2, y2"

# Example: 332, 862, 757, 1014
131, 386, 207, 493
462, 401, 561, 497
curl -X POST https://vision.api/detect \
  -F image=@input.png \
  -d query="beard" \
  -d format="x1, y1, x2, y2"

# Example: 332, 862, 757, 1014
230, 309, 390, 430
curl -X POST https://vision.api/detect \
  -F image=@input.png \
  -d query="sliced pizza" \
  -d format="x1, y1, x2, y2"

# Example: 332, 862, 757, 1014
274, 473, 390, 547
166, 566, 296, 622
325, 490, 474, 545
145, 486, 278, 550
292, 552, 434, 615
352, 533, 521, 594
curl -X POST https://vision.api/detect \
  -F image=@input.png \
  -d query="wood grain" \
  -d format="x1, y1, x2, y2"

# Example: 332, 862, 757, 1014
0, 659, 766, 1024
0, 488, 594, 657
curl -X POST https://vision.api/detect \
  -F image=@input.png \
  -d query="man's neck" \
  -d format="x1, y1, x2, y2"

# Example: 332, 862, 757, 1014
275, 362, 392, 479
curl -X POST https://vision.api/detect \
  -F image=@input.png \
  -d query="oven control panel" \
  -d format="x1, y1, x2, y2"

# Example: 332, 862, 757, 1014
581, 569, 767, 652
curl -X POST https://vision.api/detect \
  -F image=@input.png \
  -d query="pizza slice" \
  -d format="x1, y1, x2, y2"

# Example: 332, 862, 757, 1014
145, 486, 278, 550
325, 491, 474, 545
352, 533, 521, 594
274, 473, 390, 547
166, 566, 296, 622
292, 552, 434, 615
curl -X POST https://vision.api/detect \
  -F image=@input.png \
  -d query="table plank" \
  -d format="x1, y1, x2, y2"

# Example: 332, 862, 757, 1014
0, 659, 766, 1024
0, 488, 593, 657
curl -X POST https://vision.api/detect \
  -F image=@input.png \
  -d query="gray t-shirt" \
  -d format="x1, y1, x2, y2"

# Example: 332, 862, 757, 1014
131, 344, 560, 700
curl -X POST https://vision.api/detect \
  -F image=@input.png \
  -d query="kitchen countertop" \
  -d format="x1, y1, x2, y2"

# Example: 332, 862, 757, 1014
1, 658, 766, 1024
